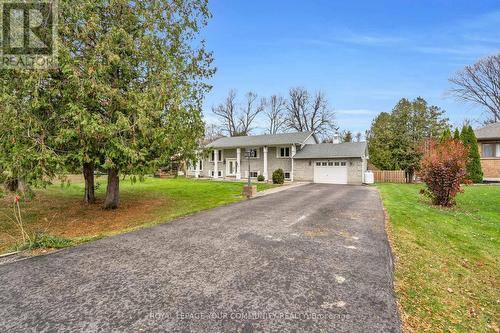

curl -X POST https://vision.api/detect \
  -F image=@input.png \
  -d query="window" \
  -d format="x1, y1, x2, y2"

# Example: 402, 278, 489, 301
328, 162, 333, 166
210, 150, 223, 162
278, 147, 290, 158
340, 161, 347, 166
316, 162, 321, 166
210, 170, 222, 177
249, 171, 259, 177
321, 162, 327, 166
284, 172, 291, 179
334, 162, 340, 166
246, 148, 259, 159
188, 160, 203, 171
482, 143, 500, 157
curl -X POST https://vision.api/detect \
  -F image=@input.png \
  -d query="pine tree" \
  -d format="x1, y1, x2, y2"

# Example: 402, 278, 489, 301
453, 128, 460, 140
460, 126, 483, 183
440, 128, 452, 142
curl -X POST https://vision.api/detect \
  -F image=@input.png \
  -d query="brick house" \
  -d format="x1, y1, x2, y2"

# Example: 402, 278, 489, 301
475, 123, 500, 182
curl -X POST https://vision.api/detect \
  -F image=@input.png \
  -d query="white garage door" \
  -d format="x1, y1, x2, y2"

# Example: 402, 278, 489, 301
313, 161, 348, 184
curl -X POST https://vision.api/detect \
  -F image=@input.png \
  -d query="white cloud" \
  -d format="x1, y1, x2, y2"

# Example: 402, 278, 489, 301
332, 30, 405, 46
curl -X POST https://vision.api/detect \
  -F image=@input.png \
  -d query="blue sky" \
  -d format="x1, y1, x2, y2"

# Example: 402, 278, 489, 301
201, 0, 500, 136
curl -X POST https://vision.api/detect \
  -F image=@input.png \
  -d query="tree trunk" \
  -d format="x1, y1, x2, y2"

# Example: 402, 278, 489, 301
406, 168, 415, 183
83, 162, 95, 204
103, 168, 120, 209
4, 178, 33, 196
4, 178, 19, 192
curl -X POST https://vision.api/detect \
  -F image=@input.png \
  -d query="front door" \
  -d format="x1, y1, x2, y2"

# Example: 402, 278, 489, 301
226, 159, 237, 176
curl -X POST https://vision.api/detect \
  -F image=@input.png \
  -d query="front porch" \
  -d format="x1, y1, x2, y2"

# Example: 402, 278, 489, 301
193, 145, 296, 182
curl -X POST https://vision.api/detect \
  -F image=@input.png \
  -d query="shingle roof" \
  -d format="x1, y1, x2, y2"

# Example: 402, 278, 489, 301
206, 131, 315, 148
293, 142, 367, 159
474, 123, 500, 140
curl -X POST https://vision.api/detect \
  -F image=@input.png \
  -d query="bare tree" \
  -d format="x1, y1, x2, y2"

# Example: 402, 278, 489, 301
265, 95, 287, 134
204, 123, 223, 143
449, 54, 500, 123
355, 132, 362, 142
211, 90, 264, 136
237, 92, 265, 135
286, 87, 336, 137
211, 90, 239, 136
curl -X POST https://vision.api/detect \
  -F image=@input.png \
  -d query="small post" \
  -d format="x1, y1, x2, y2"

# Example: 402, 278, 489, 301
243, 149, 257, 198
247, 152, 251, 187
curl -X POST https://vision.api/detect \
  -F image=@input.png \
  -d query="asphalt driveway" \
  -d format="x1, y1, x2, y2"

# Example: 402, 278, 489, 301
0, 184, 401, 332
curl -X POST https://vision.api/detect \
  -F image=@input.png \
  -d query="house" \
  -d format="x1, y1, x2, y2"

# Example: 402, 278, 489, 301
188, 131, 369, 184
475, 123, 500, 182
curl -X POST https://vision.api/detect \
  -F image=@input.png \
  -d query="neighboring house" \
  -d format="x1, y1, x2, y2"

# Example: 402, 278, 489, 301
475, 123, 500, 182
187, 131, 369, 184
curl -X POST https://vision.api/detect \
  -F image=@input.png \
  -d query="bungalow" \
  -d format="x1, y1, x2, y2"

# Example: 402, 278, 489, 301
475, 123, 500, 182
188, 131, 369, 184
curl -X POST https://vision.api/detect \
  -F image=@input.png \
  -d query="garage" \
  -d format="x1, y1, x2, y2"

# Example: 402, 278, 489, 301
293, 142, 368, 184
313, 160, 348, 184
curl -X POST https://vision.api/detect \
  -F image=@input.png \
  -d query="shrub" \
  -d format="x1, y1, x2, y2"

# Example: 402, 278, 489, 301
16, 233, 73, 251
272, 169, 284, 184
257, 174, 265, 182
419, 139, 468, 207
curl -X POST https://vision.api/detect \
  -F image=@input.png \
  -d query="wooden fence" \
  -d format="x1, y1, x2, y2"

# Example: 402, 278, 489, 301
372, 170, 406, 183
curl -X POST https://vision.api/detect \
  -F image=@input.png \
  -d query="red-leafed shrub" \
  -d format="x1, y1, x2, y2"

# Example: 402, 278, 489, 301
419, 139, 469, 207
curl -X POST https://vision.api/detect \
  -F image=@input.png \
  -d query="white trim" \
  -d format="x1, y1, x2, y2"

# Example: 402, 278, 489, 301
246, 148, 260, 159
236, 148, 241, 179
210, 149, 224, 162
211, 170, 222, 178
226, 158, 237, 176
244, 170, 260, 178
301, 132, 316, 148
276, 146, 291, 158
263, 146, 268, 180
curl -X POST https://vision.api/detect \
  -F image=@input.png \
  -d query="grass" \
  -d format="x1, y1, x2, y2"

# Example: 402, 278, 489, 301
0, 177, 276, 254
377, 183, 500, 333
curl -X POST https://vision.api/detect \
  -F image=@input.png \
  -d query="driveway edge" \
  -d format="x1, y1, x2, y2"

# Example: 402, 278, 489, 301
375, 186, 406, 333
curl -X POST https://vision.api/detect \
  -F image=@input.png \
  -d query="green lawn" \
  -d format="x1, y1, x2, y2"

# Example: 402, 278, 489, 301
377, 183, 500, 333
0, 177, 276, 254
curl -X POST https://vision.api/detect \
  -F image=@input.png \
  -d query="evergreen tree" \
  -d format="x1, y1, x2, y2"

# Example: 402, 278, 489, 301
440, 128, 452, 142
453, 128, 460, 140
367, 98, 449, 177
367, 112, 396, 170
460, 126, 483, 183
0, 0, 215, 208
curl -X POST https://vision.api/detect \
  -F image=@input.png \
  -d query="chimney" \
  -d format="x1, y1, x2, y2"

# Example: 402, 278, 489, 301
332, 132, 340, 144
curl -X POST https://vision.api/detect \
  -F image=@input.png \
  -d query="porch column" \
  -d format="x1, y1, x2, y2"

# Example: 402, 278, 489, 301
263, 146, 268, 180
194, 158, 200, 178
213, 150, 218, 179
236, 148, 241, 179
291, 145, 296, 182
